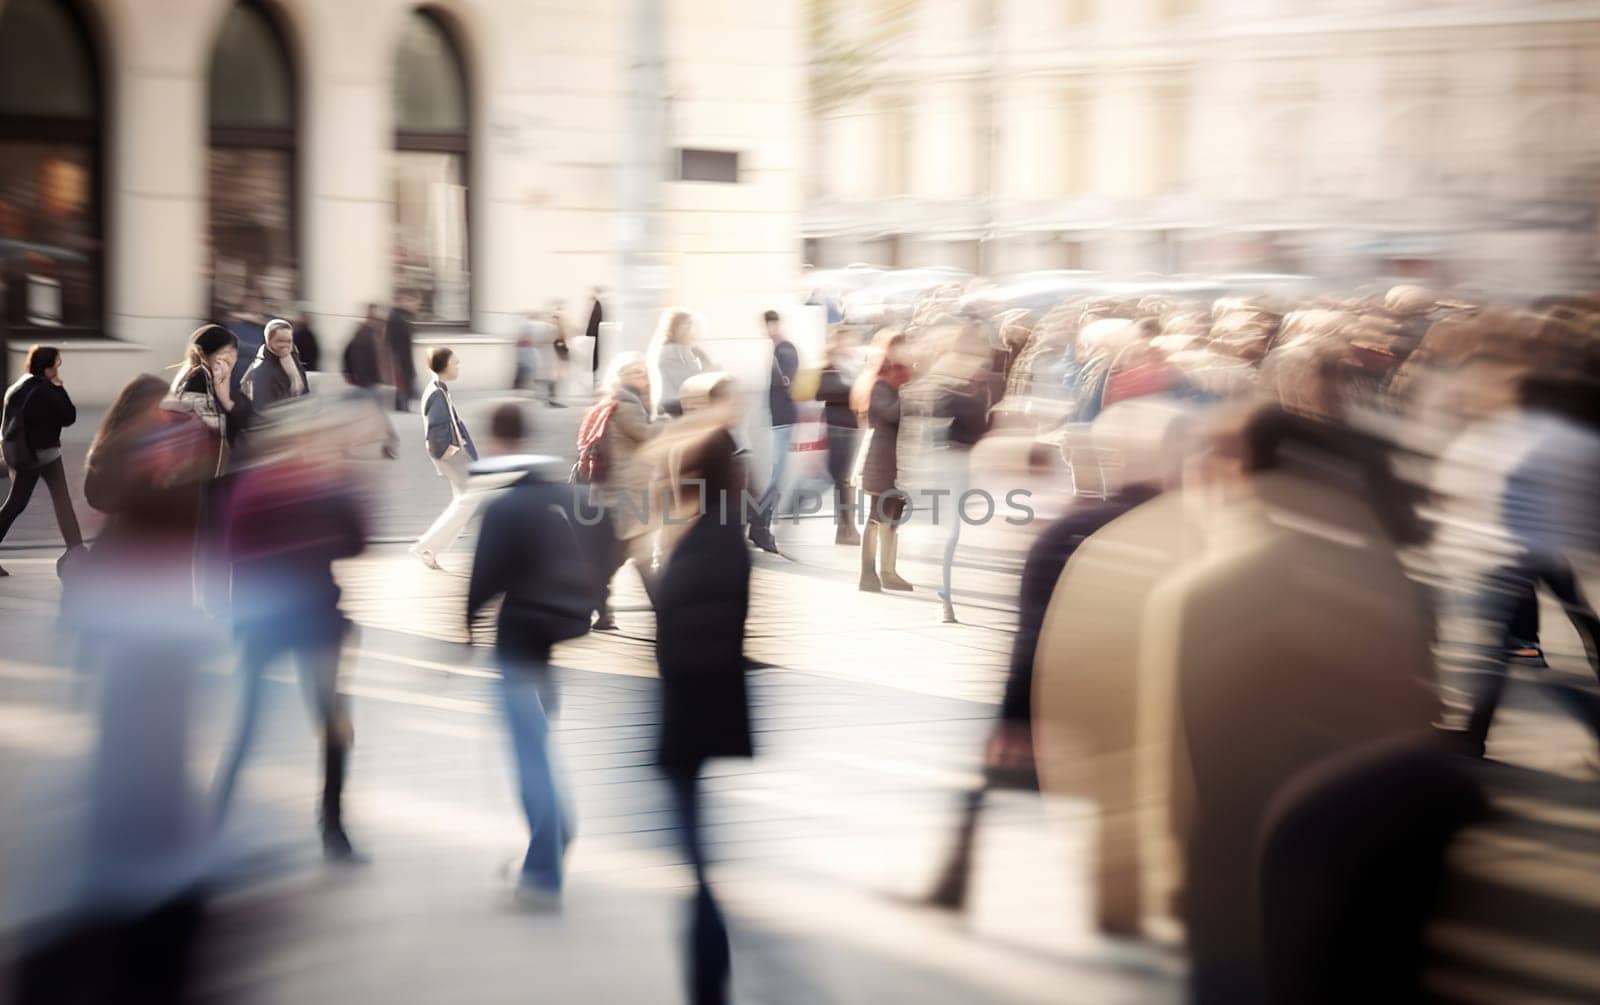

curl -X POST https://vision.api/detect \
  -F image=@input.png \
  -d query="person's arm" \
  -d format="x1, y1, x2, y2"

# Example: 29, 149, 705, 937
776, 342, 799, 388
870, 380, 900, 425
467, 502, 512, 624
611, 398, 657, 446
425, 392, 456, 459
43, 382, 76, 428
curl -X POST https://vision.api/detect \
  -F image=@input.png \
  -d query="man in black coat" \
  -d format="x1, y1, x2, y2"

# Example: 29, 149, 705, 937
467, 421, 595, 910
292, 310, 321, 371
386, 293, 419, 412
0, 344, 83, 570
343, 305, 398, 458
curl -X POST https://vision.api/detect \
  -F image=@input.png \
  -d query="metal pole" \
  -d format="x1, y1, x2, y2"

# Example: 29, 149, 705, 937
617, 0, 669, 360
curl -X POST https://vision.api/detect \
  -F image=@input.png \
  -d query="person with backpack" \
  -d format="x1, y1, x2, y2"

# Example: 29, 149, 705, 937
0, 344, 83, 573
580, 351, 659, 630
468, 412, 597, 910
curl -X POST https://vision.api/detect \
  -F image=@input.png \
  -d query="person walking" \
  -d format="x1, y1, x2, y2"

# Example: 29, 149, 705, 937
343, 304, 399, 459
411, 347, 480, 570
292, 308, 321, 372
646, 308, 710, 418
467, 409, 595, 910
519, 309, 563, 407
387, 293, 419, 413
654, 419, 752, 1005
853, 328, 913, 593
816, 329, 861, 546
585, 352, 661, 628
924, 323, 993, 623
747, 310, 797, 554
0, 345, 84, 572
212, 405, 372, 862
586, 286, 604, 387
224, 293, 267, 398
241, 318, 311, 410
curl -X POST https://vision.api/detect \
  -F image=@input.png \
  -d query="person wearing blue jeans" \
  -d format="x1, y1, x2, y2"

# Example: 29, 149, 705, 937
500, 659, 573, 898
748, 310, 797, 554
467, 425, 598, 909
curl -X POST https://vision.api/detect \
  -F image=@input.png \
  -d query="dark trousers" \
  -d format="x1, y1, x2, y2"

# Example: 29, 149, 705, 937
664, 765, 730, 1005
1463, 555, 1600, 748
0, 457, 83, 548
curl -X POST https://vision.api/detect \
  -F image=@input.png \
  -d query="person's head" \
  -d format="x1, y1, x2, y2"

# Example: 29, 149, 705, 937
240, 291, 265, 317
181, 324, 239, 384
25, 344, 61, 381
367, 302, 383, 323
655, 308, 694, 346
428, 347, 459, 382
397, 290, 419, 313
605, 351, 649, 398
763, 309, 782, 341
850, 327, 908, 414
488, 402, 531, 454
264, 318, 295, 359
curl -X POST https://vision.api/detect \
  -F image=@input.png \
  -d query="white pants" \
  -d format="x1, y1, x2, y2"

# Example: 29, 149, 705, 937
416, 451, 480, 557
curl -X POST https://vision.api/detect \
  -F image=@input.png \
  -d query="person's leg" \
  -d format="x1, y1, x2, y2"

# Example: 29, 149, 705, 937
1537, 555, 1600, 679
625, 531, 660, 608
859, 499, 881, 592
828, 428, 861, 546
414, 456, 477, 560
1506, 580, 1542, 656
38, 458, 83, 548
665, 765, 730, 1005
294, 638, 358, 859
1457, 566, 1529, 753
501, 662, 567, 895
878, 495, 913, 592
0, 465, 42, 544
212, 636, 275, 824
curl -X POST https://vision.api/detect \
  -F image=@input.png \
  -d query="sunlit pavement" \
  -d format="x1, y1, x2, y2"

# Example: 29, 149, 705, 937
3, 399, 1600, 1001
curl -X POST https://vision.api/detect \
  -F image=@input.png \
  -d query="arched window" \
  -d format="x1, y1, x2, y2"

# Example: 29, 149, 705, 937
0, 0, 103, 338
207, 0, 297, 318
393, 8, 470, 325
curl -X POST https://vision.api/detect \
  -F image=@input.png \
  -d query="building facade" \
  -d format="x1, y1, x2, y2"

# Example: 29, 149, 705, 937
806, 0, 1600, 296
0, 0, 803, 402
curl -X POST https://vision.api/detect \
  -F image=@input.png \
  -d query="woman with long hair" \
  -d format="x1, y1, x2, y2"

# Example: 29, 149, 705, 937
852, 327, 913, 593
646, 308, 711, 418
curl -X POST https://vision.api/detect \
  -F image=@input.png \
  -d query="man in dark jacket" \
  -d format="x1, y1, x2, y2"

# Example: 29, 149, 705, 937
386, 293, 419, 412
343, 305, 398, 458
293, 309, 321, 371
242, 318, 311, 411
467, 414, 594, 911
225, 293, 268, 398
748, 310, 798, 554
0, 344, 83, 570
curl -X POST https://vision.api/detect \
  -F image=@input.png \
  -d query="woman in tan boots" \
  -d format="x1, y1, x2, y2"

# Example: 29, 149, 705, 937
851, 328, 913, 592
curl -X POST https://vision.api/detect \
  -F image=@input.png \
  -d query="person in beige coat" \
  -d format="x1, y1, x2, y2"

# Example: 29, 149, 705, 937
592, 352, 661, 628
1152, 407, 1438, 1004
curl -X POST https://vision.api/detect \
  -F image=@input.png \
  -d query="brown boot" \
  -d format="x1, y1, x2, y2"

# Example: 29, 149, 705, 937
879, 523, 913, 592
835, 485, 861, 546
859, 522, 881, 592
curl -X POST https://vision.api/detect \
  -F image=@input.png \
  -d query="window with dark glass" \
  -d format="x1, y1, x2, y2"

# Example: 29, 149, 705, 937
207, 1, 297, 317
0, 0, 103, 337
393, 9, 470, 325
678, 149, 740, 184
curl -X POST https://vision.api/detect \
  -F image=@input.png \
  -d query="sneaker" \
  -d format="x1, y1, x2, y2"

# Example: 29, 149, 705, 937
592, 614, 618, 631
322, 826, 368, 865
511, 882, 562, 913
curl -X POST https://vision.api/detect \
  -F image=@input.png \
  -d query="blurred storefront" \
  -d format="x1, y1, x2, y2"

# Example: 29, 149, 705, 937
0, 0, 804, 401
